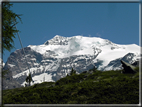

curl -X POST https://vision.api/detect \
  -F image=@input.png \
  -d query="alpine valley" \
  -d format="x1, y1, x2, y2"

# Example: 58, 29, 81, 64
2, 35, 141, 90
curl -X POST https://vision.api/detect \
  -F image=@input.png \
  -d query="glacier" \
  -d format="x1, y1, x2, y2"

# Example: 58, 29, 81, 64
28, 35, 140, 70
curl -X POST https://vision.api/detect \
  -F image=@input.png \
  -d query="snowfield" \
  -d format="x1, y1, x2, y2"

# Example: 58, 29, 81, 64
28, 35, 140, 69
8, 35, 141, 86
21, 73, 54, 86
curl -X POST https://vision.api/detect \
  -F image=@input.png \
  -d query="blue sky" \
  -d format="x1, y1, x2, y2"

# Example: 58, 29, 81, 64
2, 2, 139, 63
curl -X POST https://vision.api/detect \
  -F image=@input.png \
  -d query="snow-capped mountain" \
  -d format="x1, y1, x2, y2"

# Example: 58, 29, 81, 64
2, 35, 141, 89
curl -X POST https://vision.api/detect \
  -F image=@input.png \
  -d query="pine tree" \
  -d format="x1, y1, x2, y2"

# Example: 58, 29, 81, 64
73, 69, 76, 74
70, 68, 74, 75
70, 68, 76, 76
26, 73, 33, 86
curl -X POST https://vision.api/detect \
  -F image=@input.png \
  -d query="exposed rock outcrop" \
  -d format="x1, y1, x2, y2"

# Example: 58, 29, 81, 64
121, 60, 137, 74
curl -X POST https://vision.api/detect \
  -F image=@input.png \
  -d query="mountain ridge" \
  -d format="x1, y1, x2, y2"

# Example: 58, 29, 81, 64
2, 35, 141, 90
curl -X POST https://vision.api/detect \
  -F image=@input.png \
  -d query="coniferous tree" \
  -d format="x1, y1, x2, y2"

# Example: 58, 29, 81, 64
70, 68, 74, 75
26, 73, 33, 86
73, 69, 76, 74
70, 68, 76, 76
2, 2, 22, 78
2, 2, 22, 54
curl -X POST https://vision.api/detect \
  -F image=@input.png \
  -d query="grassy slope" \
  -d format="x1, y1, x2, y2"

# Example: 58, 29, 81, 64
2, 68, 139, 104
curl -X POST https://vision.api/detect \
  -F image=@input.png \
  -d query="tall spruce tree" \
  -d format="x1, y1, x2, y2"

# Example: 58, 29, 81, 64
26, 73, 33, 86
70, 68, 76, 76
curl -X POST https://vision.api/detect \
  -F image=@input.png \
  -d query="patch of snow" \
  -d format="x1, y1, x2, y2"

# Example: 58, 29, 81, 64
21, 73, 54, 86
31, 58, 36, 61
8, 64, 15, 67
33, 63, 39, 66
0, 58, 5, 68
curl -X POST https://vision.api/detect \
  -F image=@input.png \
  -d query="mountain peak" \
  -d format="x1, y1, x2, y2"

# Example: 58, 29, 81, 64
54, 35, 62, 38
44, 35, 68, 45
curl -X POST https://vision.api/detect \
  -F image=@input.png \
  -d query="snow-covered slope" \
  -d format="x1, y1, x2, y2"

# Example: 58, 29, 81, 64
3, 35, 141, 89
28, 35, 140, 70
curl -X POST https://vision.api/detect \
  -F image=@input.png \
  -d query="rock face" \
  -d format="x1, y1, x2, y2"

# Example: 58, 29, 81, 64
103, 53, 140, 71
2, 66, 21, 90
2, 47, 44, 90
3, 48, 96, 89
120, 60, 137, 74
2, 35, 141, 90
2, 78, 22, 90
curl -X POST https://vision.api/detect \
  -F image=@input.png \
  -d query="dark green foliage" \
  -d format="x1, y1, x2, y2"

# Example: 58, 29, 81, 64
121, 60, 137, 74
2, 2, 22, 79
2, 68, 139, 104
55, 73, 86, 86
25, 73, 33, 86
32, 82, 55, 88
2, 2, 22, 54
70, 68, 76, 76
134, 66, 139, 72
89, 66, 97, 72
